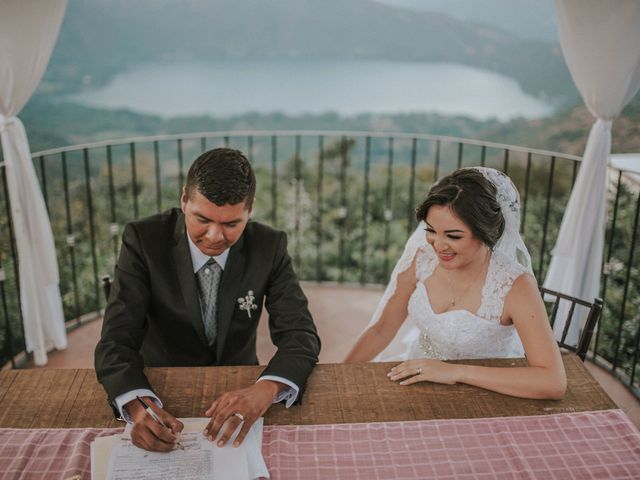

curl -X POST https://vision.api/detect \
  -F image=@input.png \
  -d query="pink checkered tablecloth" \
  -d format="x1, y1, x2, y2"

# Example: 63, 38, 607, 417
0, 427, 122, 480
1, 410, 639, 479
262, 410, 640, 479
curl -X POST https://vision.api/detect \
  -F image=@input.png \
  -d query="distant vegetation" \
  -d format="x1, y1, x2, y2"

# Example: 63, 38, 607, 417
375, 0, 559, 42
22, 93, 640, 157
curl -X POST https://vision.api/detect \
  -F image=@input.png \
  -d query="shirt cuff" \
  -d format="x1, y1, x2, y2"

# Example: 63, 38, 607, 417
114, 389, 162, 423
257, 375, 299, 408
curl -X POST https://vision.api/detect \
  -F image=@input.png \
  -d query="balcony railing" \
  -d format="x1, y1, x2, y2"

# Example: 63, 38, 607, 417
1, 131, 638, 398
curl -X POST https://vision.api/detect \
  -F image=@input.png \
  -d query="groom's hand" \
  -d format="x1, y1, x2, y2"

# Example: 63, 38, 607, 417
125, 397, 184, 452
203, 380, 281, 447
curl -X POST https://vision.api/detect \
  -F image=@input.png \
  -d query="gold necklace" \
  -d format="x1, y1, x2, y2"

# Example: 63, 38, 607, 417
444, 253, 490, 307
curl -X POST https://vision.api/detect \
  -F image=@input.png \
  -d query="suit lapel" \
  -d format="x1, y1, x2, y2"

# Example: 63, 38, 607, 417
172, 213, 209, 346
215, 233, 246, 363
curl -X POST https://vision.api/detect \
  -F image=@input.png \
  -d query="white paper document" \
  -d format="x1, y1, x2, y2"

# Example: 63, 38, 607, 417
94, 418, 268, 480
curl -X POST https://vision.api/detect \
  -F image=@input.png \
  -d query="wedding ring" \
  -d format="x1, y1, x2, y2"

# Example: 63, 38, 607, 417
415, 367, 422, 375
232, 412, 245, 421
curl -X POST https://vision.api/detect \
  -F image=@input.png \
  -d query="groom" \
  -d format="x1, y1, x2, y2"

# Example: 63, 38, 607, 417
95, 147, 320, 452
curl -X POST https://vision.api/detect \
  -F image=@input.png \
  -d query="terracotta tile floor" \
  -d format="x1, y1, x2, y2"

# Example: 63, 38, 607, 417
18, 284, 640, 429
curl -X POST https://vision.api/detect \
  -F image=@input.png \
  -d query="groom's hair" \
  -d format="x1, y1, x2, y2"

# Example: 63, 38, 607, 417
185, 148, 256, 209
415, 168, 505, 249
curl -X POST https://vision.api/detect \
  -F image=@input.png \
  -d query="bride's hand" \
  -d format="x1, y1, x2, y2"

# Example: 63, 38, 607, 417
388, 360, 461, 385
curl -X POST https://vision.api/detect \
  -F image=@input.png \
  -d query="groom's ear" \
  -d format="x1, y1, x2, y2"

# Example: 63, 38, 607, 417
180, 188, 188, 213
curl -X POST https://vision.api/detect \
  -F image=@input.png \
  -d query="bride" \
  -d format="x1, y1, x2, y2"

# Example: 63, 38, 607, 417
345, 167, 566, 399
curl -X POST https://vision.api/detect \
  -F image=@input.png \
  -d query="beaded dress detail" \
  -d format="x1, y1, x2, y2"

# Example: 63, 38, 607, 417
406, 245, 527, 360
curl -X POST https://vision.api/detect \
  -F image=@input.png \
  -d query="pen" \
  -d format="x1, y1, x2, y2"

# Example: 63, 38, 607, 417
136, 396, 184, 450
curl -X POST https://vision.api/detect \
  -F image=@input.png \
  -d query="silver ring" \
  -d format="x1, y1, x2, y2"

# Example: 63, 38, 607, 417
415, 367, 422, 375
232, 412, 245, 422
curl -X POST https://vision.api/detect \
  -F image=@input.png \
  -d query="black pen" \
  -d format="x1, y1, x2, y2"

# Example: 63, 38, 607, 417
136, 396, 184, 450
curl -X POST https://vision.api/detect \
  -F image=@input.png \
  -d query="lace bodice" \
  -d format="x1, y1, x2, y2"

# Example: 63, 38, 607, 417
407, 246, 527, 360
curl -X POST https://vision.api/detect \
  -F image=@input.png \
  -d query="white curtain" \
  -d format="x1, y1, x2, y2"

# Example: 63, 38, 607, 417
545, 0, 640, 341
0, 0, 68, 365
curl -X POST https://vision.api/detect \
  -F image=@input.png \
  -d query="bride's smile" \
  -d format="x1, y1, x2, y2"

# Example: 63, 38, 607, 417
425, 204, 487, 272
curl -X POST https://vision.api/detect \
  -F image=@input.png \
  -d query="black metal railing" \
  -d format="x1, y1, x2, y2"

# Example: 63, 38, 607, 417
0, 131, 638, 399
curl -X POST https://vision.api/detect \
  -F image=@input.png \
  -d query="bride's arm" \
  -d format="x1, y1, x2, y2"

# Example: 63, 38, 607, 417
344, 259, 417, 363
390, 273, 567, 399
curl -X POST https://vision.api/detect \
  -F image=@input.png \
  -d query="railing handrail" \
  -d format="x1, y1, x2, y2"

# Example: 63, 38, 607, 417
25, 130, 639, 176
29, 129, 583, 163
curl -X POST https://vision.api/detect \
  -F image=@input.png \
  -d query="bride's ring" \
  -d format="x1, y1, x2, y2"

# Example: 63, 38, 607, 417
232, 412, 245, 421
415, 367, 422, 375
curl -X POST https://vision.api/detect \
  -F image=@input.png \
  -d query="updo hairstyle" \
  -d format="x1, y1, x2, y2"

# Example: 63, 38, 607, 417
415, 169, 505, 249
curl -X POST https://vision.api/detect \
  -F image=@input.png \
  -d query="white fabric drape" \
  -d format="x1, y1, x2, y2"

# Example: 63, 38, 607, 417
545, 0, 640, 342
0, 0, 68, 365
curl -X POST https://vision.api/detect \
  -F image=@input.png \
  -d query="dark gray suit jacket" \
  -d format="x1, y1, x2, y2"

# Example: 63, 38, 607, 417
94, 208, 320, 408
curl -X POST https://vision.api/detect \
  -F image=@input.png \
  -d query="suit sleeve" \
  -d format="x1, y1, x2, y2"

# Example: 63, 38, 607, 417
260, 232, 321, 400
94, 223, 155, 407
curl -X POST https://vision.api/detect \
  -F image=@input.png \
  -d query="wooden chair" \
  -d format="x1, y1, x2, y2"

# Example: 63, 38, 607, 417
540, 287, 603, 361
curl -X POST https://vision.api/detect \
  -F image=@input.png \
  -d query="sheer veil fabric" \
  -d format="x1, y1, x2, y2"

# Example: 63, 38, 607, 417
363, 167, 533, 361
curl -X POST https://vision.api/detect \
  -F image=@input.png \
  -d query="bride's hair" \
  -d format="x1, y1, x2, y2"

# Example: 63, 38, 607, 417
415, 169, 505, 249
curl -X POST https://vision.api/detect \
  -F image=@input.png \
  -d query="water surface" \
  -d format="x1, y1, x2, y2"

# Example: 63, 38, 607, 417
70, 59, 554, 120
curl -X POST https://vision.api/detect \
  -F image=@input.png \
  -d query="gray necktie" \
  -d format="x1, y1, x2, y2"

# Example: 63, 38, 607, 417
196, 258, 222, 345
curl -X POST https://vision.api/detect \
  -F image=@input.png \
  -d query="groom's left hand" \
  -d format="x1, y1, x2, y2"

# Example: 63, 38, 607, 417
388, 359, 461, 385
203, 380, 281, 447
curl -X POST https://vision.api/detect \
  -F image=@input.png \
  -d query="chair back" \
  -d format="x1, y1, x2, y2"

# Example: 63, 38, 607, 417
540, 287, 603, 361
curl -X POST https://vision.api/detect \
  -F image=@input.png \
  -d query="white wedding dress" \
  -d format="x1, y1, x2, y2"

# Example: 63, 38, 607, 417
366, 167, 535, 362
403, 245, 527, 360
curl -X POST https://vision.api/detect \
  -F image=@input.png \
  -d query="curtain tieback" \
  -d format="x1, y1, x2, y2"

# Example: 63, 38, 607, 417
0, 114, 17, 133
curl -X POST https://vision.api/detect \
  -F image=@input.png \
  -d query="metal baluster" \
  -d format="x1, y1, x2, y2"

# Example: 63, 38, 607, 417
178, 139, 184, 193
613, 187, 640, 376
38, 155, 50, 214
106, 145, 118, 262
62, 152, 80, 324
271, 136, 278, 226
316, 136, 324, 281
338, 137, 348, 283
383, 137, 394, 280
407, 138, 417, 237
294, 135, 302, 274
83, 149, 100, 313
1, 165, 25, 354
433, 139, 441, 181
360, 136, 371, 285
0, 263, 15, 368
154, 141, 162, 212
521, 152, 532, 235
537, 156, 555, 280
130, 143, 138, 219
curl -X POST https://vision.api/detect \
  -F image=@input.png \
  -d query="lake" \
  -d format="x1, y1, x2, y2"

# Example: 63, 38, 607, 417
69, 59, 554, 121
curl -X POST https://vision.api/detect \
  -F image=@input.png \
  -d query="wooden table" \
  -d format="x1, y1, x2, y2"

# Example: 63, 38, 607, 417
0, 353, 615, 428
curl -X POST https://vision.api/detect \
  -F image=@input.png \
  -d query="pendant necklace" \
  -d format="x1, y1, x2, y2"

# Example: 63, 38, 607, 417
444, 253, 490, 307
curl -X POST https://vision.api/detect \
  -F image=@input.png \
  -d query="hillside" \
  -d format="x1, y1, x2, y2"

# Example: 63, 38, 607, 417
40, 0, 576, 104
21, 94, 640, 158
375, 0, 558, 42
477, 95, 640, 155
